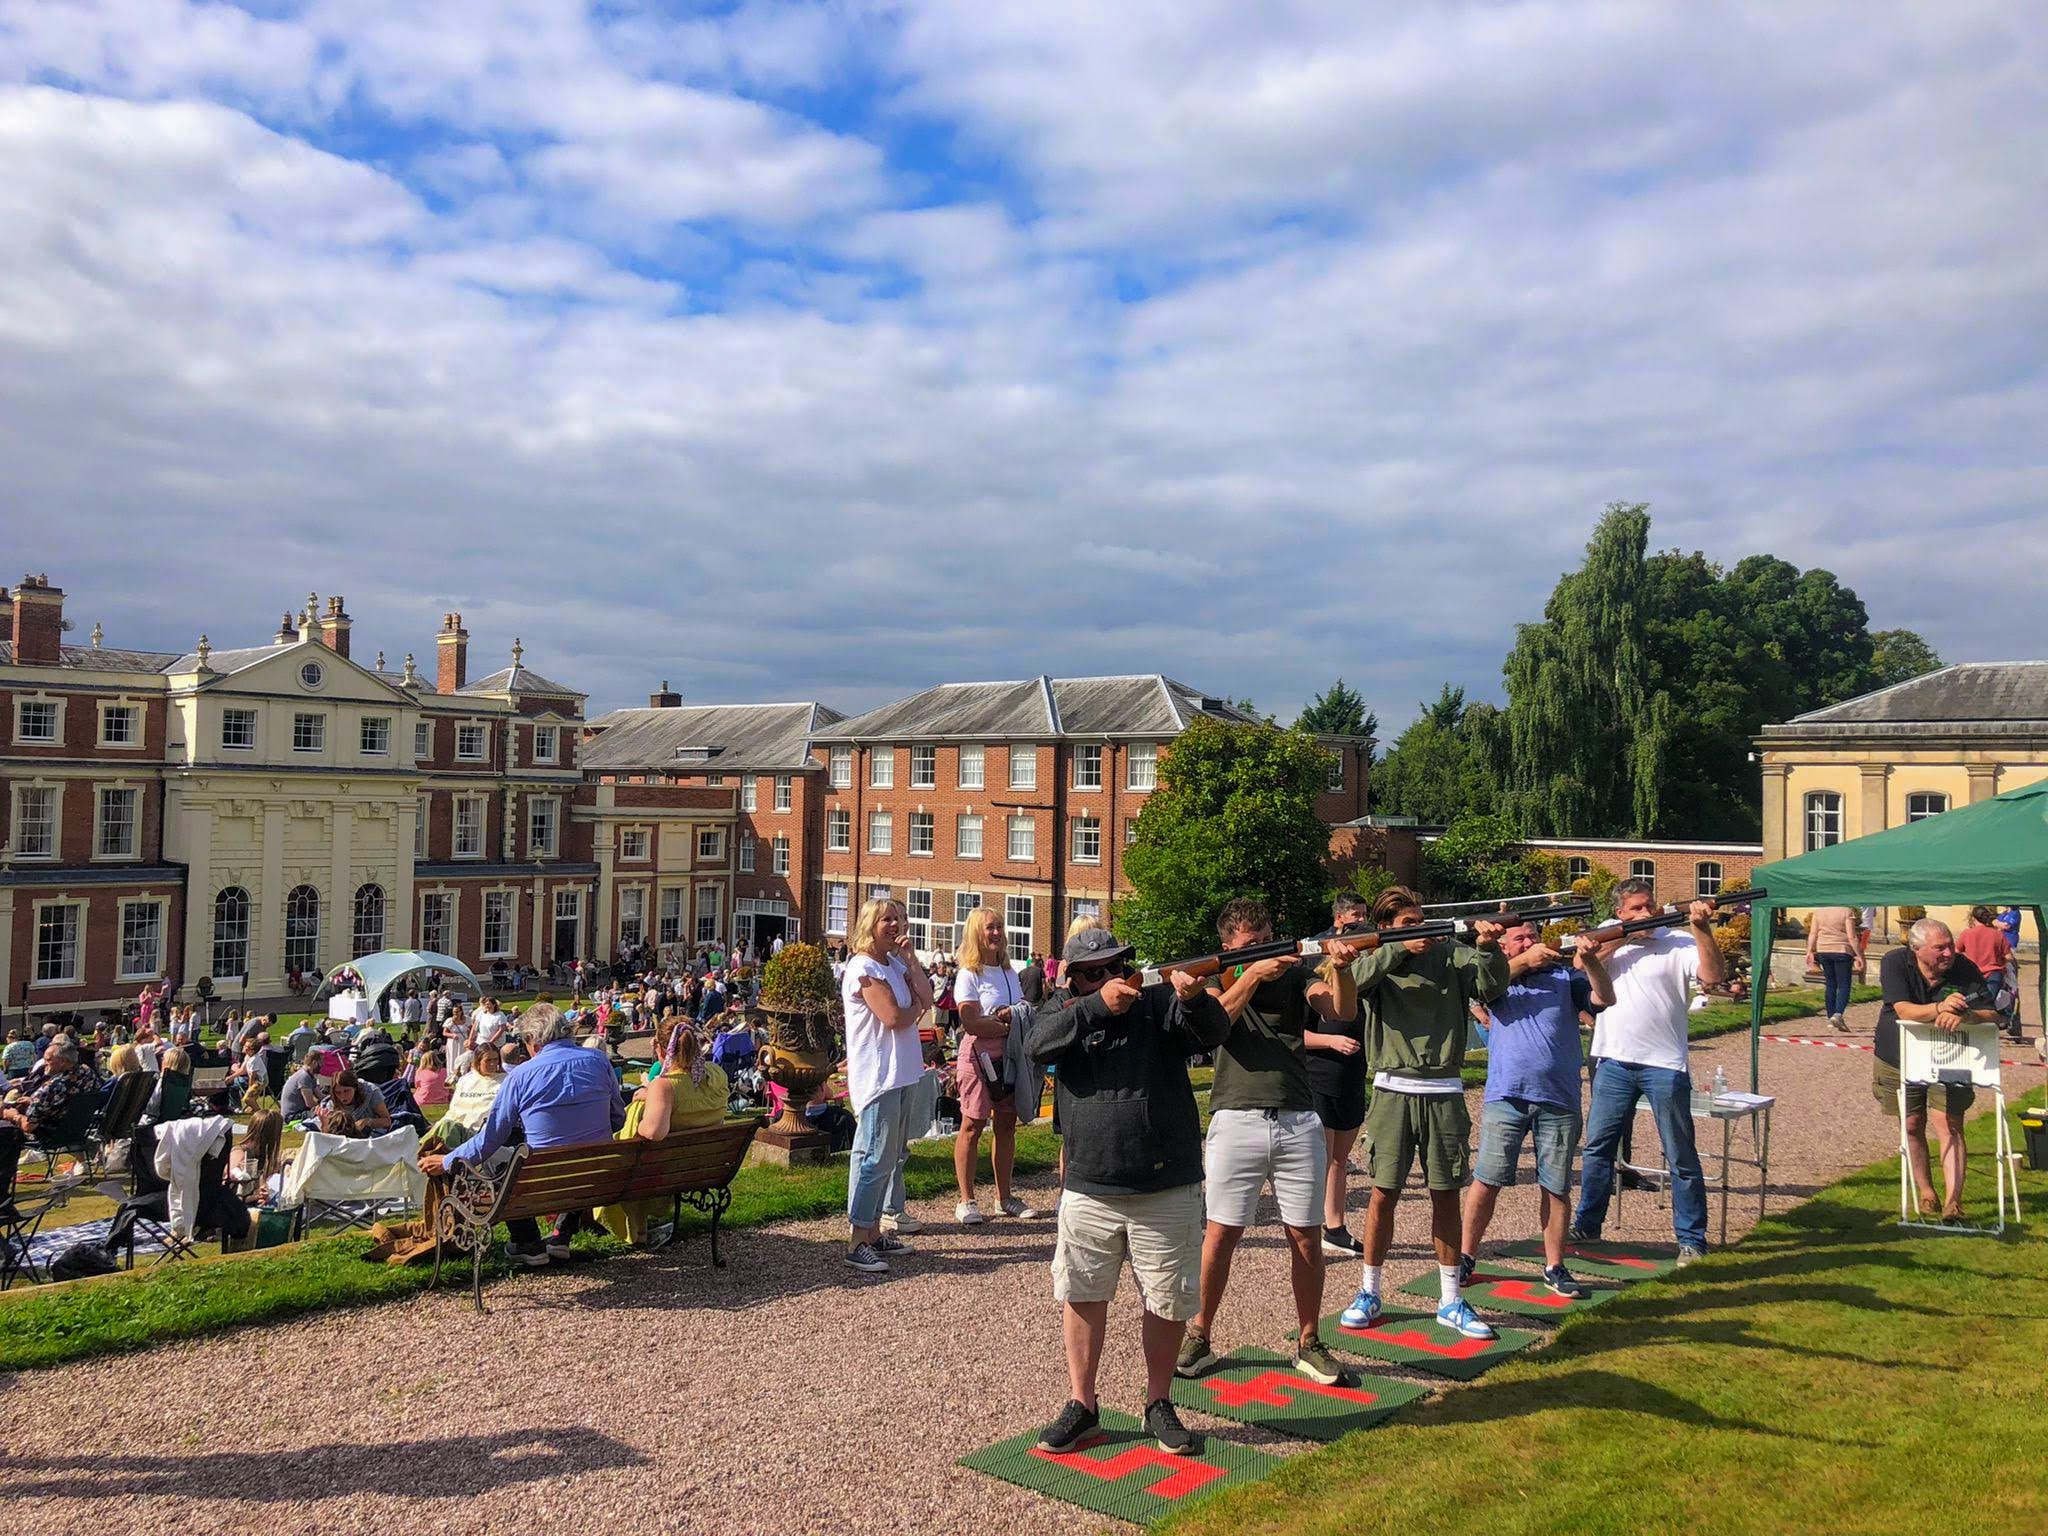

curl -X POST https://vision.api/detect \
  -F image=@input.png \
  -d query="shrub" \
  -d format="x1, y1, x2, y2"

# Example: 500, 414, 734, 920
759, 942, 836, 1015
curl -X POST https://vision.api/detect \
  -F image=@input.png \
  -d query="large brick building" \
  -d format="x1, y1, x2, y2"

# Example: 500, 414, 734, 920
805, 676, 1372, 959
3, 579, 1385, 1017
0, 580, 735, 1016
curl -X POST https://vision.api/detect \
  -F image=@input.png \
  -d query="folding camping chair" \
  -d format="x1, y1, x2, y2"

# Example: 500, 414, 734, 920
282, 1128, 425, 1234
0, 1168, 79, 1289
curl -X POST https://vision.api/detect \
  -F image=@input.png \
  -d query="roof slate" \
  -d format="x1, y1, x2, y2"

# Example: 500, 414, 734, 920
0, 641, 184, 673
581, 702, 844, 772
1764, 662, 2048, 734
459, 663, 585, 700
812, 675, 1256, 741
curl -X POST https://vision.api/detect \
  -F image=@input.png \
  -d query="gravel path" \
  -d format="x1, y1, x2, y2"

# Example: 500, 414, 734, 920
3, 1002, 2038, 1536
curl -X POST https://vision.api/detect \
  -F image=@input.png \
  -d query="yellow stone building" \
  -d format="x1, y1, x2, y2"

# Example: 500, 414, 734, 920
1757, 661, 2048, 940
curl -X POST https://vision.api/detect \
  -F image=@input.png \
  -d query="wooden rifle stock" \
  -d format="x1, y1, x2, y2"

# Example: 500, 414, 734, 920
1560, 887, 1768, 951
1131, 900, 1595, 986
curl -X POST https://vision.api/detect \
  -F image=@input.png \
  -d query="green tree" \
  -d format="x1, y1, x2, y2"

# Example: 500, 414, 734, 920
1118, 719, 1334, 960
1870, 628, 1942, 688
1297, 678, 1379, 744
1370, 684, 1501, 824
1418, 813, 1570, 905
1497, 504, 1673, 838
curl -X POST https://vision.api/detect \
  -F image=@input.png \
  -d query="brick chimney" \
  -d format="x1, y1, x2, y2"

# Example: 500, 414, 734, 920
319, 594, 352, 658
436, 612, 469, 694
10, 574, 64, 665
650, 680, 682, 708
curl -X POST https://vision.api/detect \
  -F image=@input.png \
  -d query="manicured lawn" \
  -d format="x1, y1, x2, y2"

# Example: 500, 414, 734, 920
1160, 1089, 2048, 1536
0, 1123, 1062, 1373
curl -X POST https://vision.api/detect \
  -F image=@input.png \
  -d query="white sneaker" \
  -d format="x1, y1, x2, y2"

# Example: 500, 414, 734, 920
956, 1200, 987, 1225
998, 1196, 1037, 1219
882, 1212, 924, 1235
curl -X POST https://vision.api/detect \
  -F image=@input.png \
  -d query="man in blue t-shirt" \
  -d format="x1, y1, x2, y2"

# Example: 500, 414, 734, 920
1459, 917, 1613, 1297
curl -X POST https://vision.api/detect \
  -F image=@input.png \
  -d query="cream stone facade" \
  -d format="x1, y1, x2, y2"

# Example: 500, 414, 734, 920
1758, 662, 2048, 941
163, 626, 429, 991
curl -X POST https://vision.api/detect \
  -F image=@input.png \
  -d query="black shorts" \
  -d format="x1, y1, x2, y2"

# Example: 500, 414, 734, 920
1308, 1061, 1367, 1132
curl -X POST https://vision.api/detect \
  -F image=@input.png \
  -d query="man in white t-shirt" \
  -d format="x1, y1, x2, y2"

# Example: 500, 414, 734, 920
1570, 881, 1724, 1263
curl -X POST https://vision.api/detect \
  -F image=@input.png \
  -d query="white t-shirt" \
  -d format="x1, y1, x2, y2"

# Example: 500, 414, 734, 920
472, 1009, 508, 1045
952, 964, 1020, 1017
1589, 928, 1703, 1074
842, 953, 922, 1112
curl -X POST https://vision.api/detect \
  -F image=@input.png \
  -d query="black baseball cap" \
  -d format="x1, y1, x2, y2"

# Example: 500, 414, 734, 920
1062, 927, 1134, 967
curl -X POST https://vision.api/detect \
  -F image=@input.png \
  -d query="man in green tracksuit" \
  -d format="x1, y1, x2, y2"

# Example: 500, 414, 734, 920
1339, 885, 1508, 1341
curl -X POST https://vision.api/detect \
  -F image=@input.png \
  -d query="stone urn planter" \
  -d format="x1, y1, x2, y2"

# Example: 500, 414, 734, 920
750, 944, 842, 1166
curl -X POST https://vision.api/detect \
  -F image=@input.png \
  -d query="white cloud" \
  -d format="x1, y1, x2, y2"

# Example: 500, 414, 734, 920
0, 4, 2041, 736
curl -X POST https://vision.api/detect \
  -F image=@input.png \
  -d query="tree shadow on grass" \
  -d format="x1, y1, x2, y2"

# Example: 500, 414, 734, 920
1418, 1366, 1871, 1448
1556, 1313, 1932, 1372
0, 1426, 648, 1502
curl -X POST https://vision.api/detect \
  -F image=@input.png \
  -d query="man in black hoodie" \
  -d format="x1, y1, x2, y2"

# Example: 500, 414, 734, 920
1024, 927, 1229, 1459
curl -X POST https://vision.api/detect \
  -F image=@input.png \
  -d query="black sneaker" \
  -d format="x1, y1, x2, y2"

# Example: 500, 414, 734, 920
1543, 1264, 1586, 1299
1320, 1224, 1363, 1258
506, 1240, 550, 1268
1145, 1398, 1200, 1456
1618, 1168, 1645, 1191
843, 1242, 889, 1274
874, 1231, 913, 1255
1456, 1251, 1477, 1287
1566, 1224, 1598, 1245
1039, 1399, 1104, 1453
543, 1227, 574, 1260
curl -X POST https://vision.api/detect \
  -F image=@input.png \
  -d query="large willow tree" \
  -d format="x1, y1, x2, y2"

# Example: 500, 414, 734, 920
1498, 504, 1675, 837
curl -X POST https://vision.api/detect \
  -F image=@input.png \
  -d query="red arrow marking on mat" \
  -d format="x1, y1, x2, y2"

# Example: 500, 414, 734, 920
1028, 1444, 1224, 1500
1338, 1323, 1494, 1359
1563, 1246, 1657, 1270
1482, 1279, 1571, 1309
1204, 1369, 1381, 1409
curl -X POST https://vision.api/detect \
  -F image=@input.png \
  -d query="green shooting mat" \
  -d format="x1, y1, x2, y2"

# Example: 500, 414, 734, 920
1169, 1347, 1427, 1441
1317, 1306, 1537, 1381
959, 1410, 1281, 1525
1493, 1236, 1679, 1280
1399, 1261, 1622, 1319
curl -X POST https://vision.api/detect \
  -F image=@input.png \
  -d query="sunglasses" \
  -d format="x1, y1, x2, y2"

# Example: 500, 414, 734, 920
1067, 961, 1125, 982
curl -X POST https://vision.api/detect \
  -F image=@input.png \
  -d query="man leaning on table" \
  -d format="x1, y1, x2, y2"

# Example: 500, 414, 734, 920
1569, 882, 1724, 1266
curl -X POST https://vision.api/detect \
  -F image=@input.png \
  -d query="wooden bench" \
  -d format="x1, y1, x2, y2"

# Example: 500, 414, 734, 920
430, 1117, 763, 1311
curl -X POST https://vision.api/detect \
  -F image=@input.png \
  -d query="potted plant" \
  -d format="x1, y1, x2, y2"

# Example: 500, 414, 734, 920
754, 943, 840, 1151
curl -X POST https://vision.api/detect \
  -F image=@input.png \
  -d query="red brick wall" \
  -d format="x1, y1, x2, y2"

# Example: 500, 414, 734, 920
1519, 841, 1763, 902
11, 882, 186, 1012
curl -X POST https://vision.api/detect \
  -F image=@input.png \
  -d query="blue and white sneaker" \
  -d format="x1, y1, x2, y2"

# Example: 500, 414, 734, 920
1435, 1298, 1498, 1340
1340, 1288, 1383, 1329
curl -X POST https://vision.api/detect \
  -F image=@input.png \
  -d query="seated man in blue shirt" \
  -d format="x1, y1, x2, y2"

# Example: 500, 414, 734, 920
419, 1003, 624, 1266
1460, 917, 1613, 1297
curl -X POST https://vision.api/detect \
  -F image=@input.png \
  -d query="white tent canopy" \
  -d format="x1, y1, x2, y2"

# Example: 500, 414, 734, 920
321, 950, 482, 1016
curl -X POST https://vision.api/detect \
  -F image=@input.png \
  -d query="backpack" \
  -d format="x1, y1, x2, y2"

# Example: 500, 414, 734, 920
50, 1242, 121, 1282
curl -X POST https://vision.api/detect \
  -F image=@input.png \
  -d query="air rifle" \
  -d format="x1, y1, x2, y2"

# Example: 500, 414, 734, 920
1558, 887, 1767, 953
1132, 901, 1596, 986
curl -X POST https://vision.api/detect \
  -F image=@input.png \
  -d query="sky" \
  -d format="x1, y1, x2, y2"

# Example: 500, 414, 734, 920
2, 2, 2043, 730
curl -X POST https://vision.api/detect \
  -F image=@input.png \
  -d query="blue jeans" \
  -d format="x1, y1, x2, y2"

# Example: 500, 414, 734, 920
847, 1082, 917, 1230
1573, 1059, 1708, 1249
1818, 953, 1855, 1018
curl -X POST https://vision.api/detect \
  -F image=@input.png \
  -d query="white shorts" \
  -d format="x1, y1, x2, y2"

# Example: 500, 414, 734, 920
1052, 1184, 1204, 1321
1203, 1107, 1327, 1229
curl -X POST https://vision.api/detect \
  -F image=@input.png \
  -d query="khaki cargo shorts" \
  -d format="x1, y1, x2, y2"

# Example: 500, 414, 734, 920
1051, 1183, 1203, 1321
1873, 1057, 1974, 1118
1365, 1088, 1471, 1191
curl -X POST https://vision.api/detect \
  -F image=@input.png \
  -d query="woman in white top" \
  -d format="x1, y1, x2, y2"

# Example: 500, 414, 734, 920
840, 897, 934, 1275
951, 907, 1036, 1225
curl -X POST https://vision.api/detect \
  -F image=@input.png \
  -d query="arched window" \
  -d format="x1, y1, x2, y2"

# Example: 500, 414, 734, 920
1805, 791, 1844, 850
284, 885, 321, 975
1566, 856, 1592, 882
1904, 791, 1949, 822
1696, 861, 1723, 897
212, 887, 251, 980
1628, 858, 1657, 895
353, 883, 386, 956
